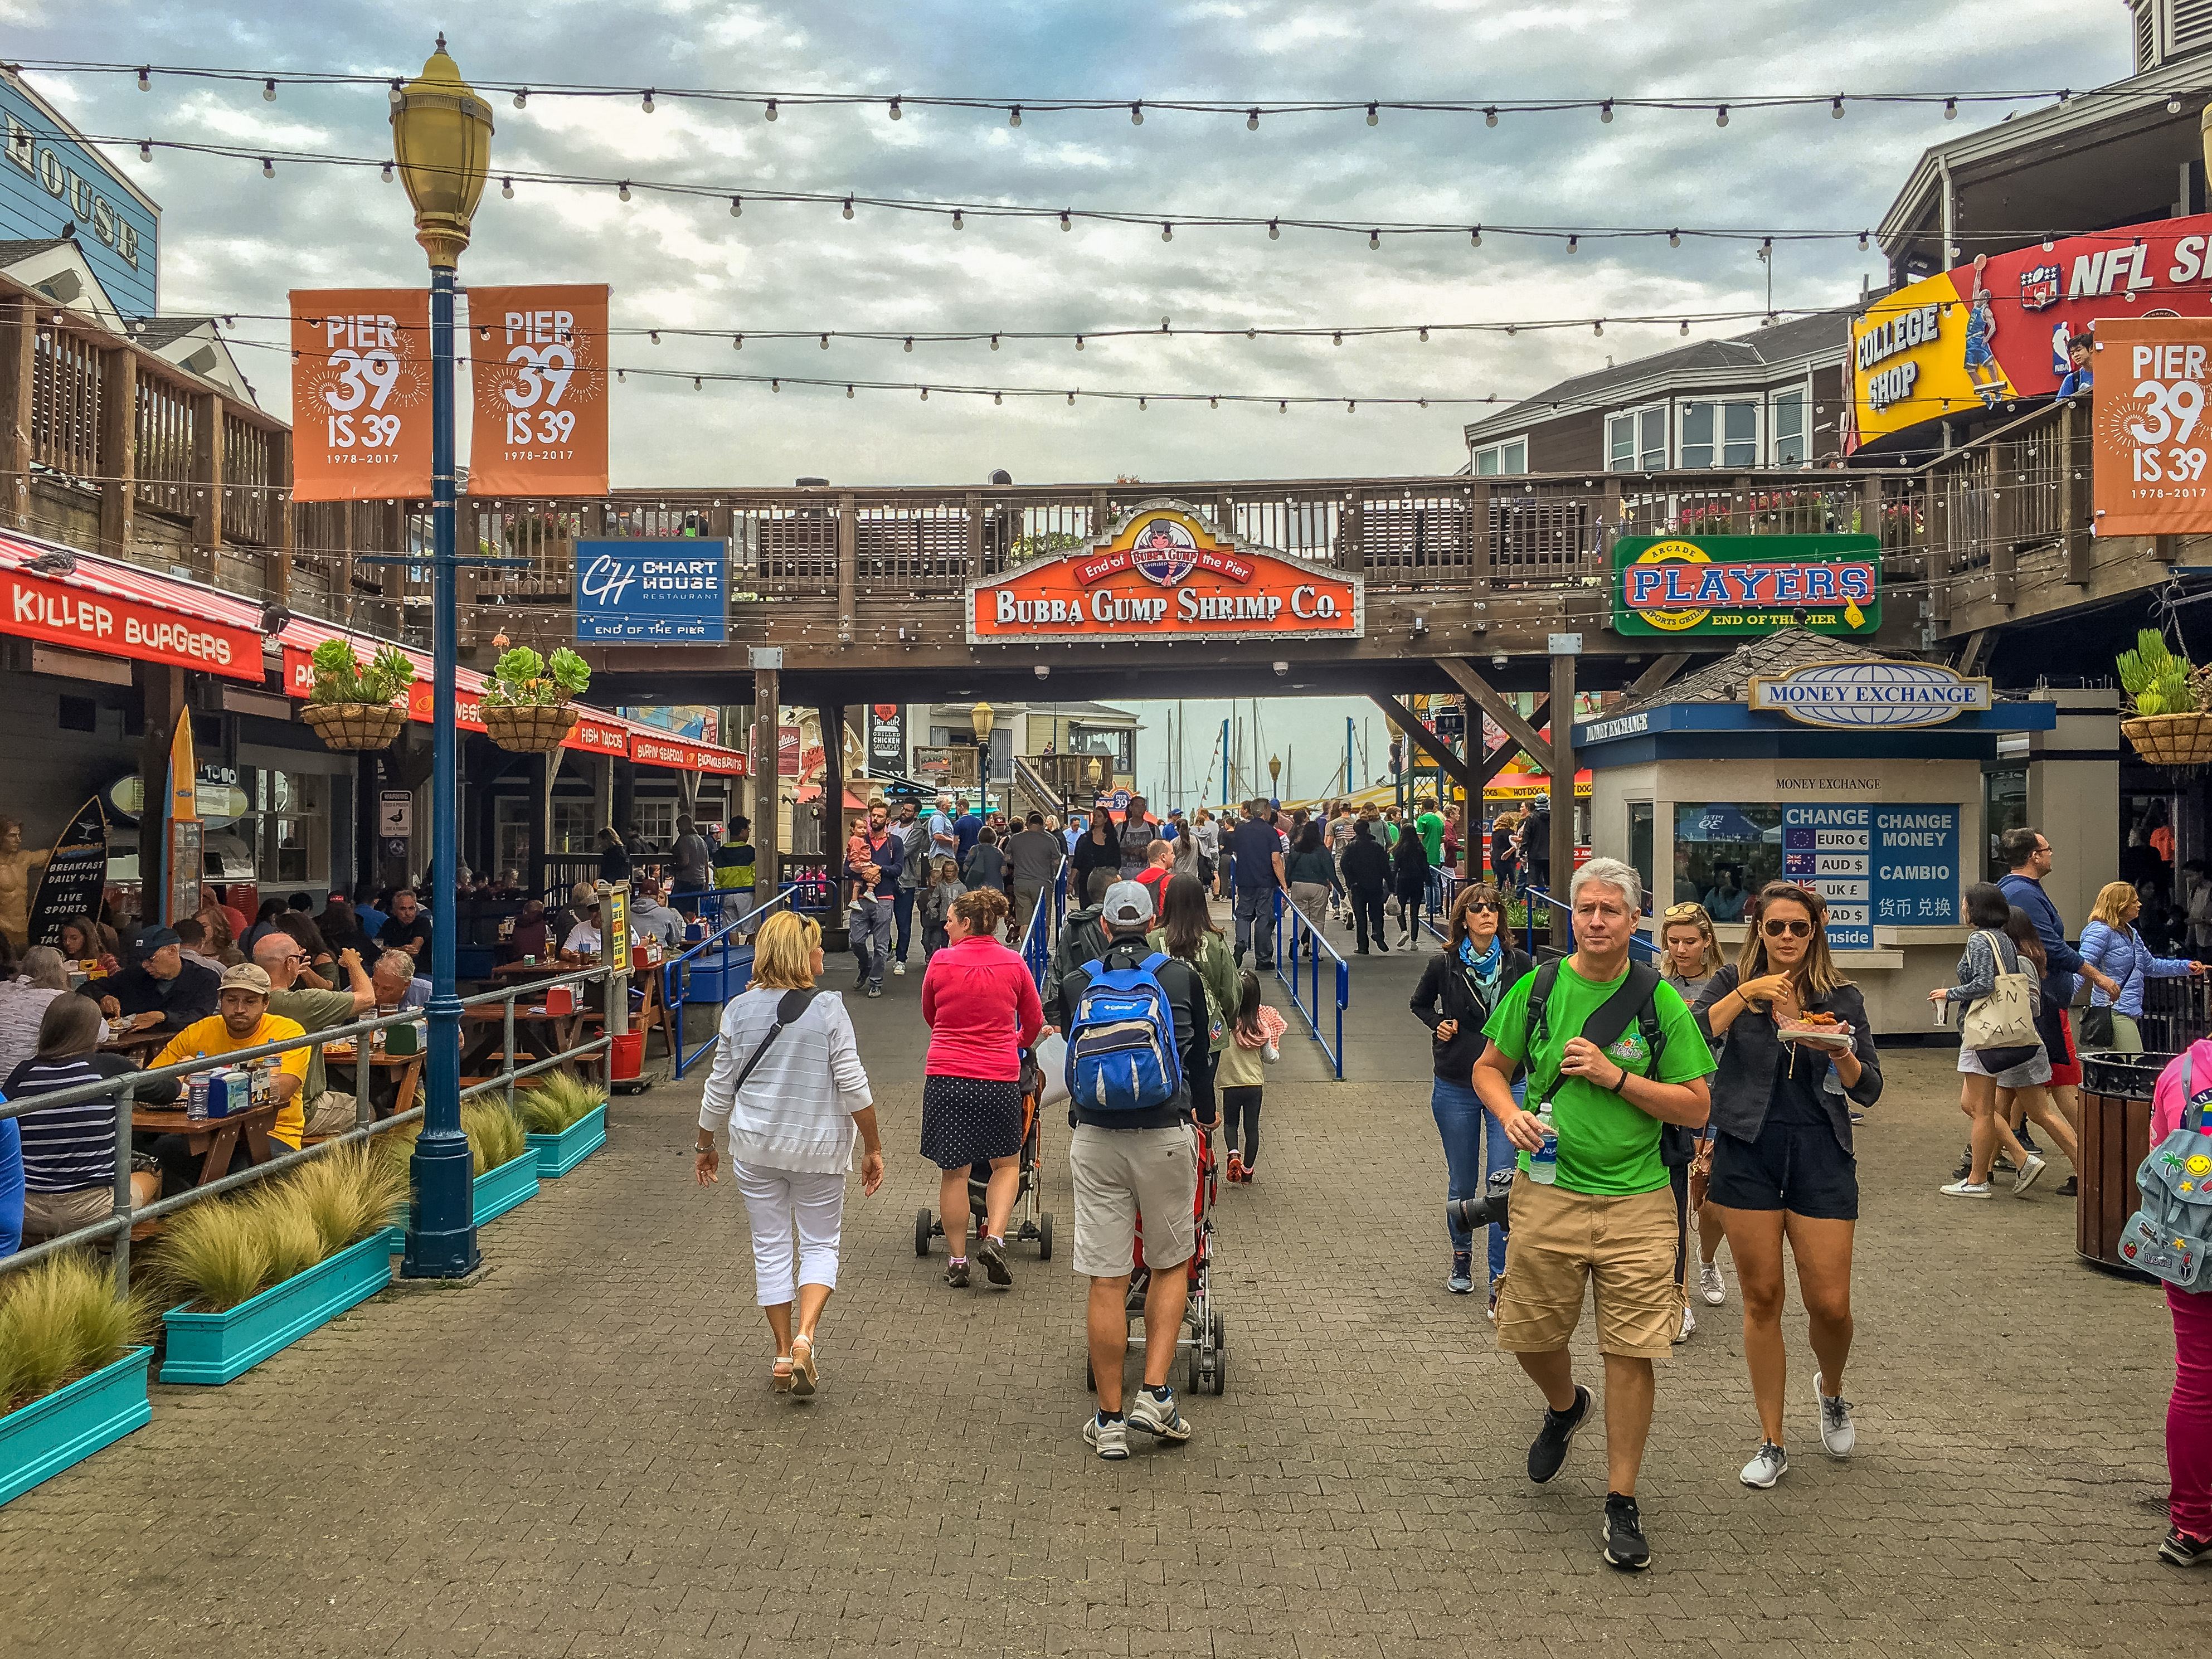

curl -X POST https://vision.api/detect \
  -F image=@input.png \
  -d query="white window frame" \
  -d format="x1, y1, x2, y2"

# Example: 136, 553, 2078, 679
1768, 380, 1812, 468
1676, 397, 1760, 469
1472, 436, 1529, 476
1607, 402, 1669, 472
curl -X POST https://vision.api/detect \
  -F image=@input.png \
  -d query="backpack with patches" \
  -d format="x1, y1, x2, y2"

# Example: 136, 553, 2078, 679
1065, 948, 1184, 1113
2121, 1052, 2212, 1290
1524, 957, 1694, 1167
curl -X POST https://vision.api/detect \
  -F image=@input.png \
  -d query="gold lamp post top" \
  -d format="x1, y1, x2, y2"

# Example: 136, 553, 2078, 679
971, 702, 995, 741
1268, 754, 1282, 783
391, 34, 494, 269
1087, 756, 1103, 786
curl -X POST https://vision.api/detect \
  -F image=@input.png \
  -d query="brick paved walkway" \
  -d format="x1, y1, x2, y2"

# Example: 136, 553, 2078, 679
2, 924, 2190, 1656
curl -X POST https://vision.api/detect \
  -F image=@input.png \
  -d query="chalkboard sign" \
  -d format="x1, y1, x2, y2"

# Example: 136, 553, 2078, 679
27, 796, 108, 950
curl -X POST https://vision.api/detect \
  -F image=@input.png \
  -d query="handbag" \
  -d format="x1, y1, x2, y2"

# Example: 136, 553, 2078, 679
1960, 930, 2040, 1063
2077, 1005, 2116, 1050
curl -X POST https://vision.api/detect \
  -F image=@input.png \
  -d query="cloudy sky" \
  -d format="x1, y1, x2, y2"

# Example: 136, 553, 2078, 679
7, 0, 2127, 795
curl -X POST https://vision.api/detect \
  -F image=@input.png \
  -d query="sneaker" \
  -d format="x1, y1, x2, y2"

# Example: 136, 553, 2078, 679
1226, 1152, 1245, 1185
1127, 1386, 1192, 1442
1814, 1371, 1855, 1458
1527, 1383, 1592, 1483
1486, 1280, 1501, 1322
1699, 1260, 1727, 1306
1939, 1179, 1994, 1199
1992, 1151, 2016, 1174
1447, 1251, 1474, 1295
2017, 1127, 2040, 1155
1084, 1413, 1130, 1460
2057, 1175, 2079, 1197
892, 960, 906, 976
976, 1234, 1012, 1287
1675, 1303, 1696, 1343
2011, 1153, 2048, 1196
944, 1258, 970, 1288
2161, 1526, 2212, 1566
1240, 1166, 1256, 1185
867, 985, 883, 999
1602, 1492, 1651, 1572
1952, 1151, 1973, 1181
1739, 1440, 1788, 1488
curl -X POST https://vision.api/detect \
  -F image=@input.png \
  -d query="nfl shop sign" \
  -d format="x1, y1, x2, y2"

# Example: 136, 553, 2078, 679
465, 284, 610, 497
7, 570, 262, 680
290, 289, 433, 500
969, 502, 1360, 642
2092, 319, 2212, 536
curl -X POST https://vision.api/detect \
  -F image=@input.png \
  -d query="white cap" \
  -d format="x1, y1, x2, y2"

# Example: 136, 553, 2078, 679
1102, 880, 1155, 928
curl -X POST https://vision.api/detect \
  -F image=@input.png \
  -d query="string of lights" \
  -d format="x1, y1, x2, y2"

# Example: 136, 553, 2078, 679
12, 57, 2175, 128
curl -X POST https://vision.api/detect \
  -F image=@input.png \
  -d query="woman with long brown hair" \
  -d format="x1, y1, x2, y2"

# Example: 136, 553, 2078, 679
1660, 903, 1729, 1322
1149, 872, 1239, 1144
1693, 882, 1882, 1488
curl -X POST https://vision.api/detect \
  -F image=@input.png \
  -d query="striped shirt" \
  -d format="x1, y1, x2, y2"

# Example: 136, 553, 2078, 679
4, 1053, 152, 1192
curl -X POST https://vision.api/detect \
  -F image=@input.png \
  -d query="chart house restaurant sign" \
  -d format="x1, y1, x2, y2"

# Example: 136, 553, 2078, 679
969, 503, 1361, 643
1612, 535, 1881, 638
574, 539, 727, 642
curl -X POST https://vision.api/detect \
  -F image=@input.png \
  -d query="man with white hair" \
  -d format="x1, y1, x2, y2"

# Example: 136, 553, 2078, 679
1470, 857, 1715, 1574
371, 949, 431, 1013
253, 932, 376, 1135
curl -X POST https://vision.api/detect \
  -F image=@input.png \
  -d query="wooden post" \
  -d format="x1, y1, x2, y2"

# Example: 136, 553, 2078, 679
966, 490, 985, 579
0, 295, 34, 529
753, 666, 780, 897
837, 492, 857, 644
527, 752, 552, 901
821, 703, 846, 863
1343, 492, 1364, 574
2060, 400, 2092, 585
1549, 649, 1577, 951
269, 426, 292, 600
191, 391, 225, 574
98, 346, 137, 560
134, 662, 187, 925
1467, 480, 1493, 598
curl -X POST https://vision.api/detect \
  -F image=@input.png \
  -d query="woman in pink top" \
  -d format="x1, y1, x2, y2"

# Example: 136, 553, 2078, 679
919, 887, 1044, 1290
2152, 1039, 2212, 1566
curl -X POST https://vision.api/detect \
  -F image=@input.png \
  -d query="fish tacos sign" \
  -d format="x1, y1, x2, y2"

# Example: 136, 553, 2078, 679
968, 503, 1361, 643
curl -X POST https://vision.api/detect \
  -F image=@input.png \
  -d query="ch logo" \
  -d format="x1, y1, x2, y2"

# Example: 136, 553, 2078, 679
581, 554, 635, 609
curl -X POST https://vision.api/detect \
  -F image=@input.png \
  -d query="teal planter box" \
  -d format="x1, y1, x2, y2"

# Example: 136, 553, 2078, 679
527, 1103, 607, 1177
0, 1346, 152, 1506
162, 1231, 393, 1385
385, 1149, 544, 1252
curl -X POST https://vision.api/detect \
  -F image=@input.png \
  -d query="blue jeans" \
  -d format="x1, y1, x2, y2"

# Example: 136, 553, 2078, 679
1233, 887, 1277, 968
893, 886, 918, 962
1432, 1075, 1523, 1280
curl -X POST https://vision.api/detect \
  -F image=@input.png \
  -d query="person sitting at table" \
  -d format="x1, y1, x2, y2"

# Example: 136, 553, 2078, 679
351, 888, 388, 942
241, 898, 288, 955
498, 900, 552, 966
8, 994, 173, 1243
371, 950, 431, 1014
173, 917, 225, 977
551, 880, 597, 943
197, 884, 248, 947
80, 925, 220, 1037
630, 880, 687, 952
378, 888, 431, 960
145, 963, 308, 1196
54, 913, 121, 975
561, 899, 637, 960
254, 935, 376, 1137
0, 946, 69, 1081
273, 911, 338, 990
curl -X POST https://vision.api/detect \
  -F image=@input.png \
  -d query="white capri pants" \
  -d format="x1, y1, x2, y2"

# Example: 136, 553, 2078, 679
731, 1160, 848, 1306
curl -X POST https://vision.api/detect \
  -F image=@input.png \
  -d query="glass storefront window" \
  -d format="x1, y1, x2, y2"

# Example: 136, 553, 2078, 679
1629, 802, 1654, 915
551, 800, 597, 852
1983, 768, 2027, 880
1672, 801, 1784, 921
250, 770, 325, 888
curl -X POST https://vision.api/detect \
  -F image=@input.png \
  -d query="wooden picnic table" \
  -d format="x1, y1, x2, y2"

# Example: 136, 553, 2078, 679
459, 1001, 600, 1081
129, 1101, 281, 1186
319, 1042, 426, 1121
98, 1028, 171, 1060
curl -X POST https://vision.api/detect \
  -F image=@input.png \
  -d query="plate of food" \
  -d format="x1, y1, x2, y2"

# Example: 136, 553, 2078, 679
1779, 1011, 1854, 1050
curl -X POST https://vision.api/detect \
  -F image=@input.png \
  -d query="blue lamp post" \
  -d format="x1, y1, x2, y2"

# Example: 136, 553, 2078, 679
392, 36, 493, 1277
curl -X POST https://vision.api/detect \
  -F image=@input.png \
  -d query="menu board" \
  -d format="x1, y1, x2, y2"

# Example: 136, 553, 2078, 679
1783, 805, 1960, 950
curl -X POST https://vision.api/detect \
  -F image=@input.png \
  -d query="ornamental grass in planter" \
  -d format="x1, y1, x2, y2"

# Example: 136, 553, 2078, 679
519, 1073, 610, 1178
478, 644, 591, 753
300, 639, 417, 752
0, 1254, 157, 1505
382, 1099, 539, 1237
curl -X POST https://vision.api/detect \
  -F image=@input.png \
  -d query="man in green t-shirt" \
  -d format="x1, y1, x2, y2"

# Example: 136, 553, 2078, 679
1413, 800, 1445, 867
253, 933, 379, 1135
1474, 857, 1714, 1575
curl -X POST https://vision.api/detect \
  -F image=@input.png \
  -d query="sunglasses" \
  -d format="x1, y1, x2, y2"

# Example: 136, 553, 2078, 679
1466, 901, 1502, 914
1762, 918, 1814, 938
1662, 902, 1708, 919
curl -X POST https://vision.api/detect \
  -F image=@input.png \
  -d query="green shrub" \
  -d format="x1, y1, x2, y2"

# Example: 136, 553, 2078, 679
154, 1142, 411, 1311
2119, 629, 2200, 717
307, 639, 416, 707
0, 1254, 155, 1415
518, 1073, 607, 1136
461, 1099, 530, 1174
288, 1143, 407, 1256
153, 1198, 274, 1313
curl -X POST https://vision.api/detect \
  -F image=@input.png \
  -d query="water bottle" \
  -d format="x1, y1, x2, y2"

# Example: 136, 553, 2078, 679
1529, 1102, 1560, 1186
186, 1057, 210, 1123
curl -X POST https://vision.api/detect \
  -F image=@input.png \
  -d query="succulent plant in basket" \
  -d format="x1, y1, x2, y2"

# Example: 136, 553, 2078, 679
2118, 630, 2212, 766
479, 645, 592, 752
300, 638, 417, 751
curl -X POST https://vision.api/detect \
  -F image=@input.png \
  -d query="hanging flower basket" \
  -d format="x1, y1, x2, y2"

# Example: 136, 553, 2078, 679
2123, 713, 2212, 767
301, 702, 408, 751
482, 704, 578, 753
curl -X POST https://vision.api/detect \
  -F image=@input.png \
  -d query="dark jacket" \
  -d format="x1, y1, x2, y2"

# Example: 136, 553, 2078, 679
1071, 829, 1117, 898
1999, 872, 2086, 1006
78, 958, 219, 1034
1044, 903, 1110, 1029
1339, 834, 1392, 895
1285, 847, 1337, 888
1412, 943, 1534, 1081
1690, 965, 1882, 1152
1391, 835, 1430, 902
1057, 934, 1207, 1130
1228, 817, 1284, 892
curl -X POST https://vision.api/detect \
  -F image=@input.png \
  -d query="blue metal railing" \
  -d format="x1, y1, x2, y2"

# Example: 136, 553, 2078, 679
1518, 884, 1659, 962
660, 884, 800, 1079
1271, 891, 1349, 1080
1020, 859, 1066, 991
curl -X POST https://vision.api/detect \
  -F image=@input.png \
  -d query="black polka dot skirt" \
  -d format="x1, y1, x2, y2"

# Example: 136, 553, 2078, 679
919, 1074, 1025, 1170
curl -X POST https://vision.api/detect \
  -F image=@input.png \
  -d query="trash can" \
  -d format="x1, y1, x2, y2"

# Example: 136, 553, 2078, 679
610, 1031, 644, 1083
2079, 1050, 2170, 1274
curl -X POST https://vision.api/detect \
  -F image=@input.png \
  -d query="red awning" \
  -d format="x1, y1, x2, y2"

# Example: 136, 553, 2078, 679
0, 529, 268, 682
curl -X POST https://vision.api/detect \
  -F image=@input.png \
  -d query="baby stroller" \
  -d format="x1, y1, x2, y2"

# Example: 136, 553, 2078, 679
1086, 1120, 1226, 1397
915, 1049, 1054, 1260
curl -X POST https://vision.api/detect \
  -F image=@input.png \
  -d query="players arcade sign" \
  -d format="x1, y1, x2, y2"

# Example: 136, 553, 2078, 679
968, 503, 1361, 644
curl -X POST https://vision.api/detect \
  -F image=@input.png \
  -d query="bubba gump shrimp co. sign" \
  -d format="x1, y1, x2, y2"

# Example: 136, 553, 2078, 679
967, 502, 1363, 643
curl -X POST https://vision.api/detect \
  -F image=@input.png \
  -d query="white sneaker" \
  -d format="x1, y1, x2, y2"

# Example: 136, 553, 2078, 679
2011, 1153, 2048, 1196
1083, 1413, 1130, 1459
892, 960, 906, 976
1939, 1179, 1994, 1199
1126, 1386, 1193, 1442
1674, 1303, 1696, 1343
1699, 1260, 1726, 1306
1814, 1371, 1855, 1458
1739, 1440, 1788, 1488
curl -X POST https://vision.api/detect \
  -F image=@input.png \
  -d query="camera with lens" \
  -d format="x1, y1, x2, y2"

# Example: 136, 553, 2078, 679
1444, 1167, 1515, 1237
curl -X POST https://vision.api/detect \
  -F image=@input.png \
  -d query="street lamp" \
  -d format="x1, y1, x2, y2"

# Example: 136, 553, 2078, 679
972, 701, 995, 823
392, 36, 492, 1279
1268, 754, 1282, 802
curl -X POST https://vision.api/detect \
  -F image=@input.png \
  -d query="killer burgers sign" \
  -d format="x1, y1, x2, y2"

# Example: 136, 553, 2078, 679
969, 501, 1361, 643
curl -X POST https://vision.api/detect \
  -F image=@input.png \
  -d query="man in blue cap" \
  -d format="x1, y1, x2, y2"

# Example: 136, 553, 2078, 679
80, 925, 219, 1035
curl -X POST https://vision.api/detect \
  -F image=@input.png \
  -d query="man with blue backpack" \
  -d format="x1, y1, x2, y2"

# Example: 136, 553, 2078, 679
1056, 880, 1210, 1460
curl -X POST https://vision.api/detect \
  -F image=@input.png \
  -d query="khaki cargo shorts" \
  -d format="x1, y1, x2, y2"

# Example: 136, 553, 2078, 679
1069, 1122, 1198, 1278
1494, 1172, 1679, 1362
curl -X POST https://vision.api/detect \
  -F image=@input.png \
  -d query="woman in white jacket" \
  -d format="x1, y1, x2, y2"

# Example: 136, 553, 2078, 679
694, 912, 885, 1397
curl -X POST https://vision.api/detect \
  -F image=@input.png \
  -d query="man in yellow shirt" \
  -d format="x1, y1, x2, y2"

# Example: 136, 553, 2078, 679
148, 962, 309, 1196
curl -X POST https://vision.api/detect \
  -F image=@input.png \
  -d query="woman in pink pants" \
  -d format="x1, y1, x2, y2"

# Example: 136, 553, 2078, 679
2150, 1037, 2212, 1566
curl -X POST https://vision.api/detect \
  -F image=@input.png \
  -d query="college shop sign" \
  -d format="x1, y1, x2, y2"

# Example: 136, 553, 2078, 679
968, 502, 1361, 643
1612, 534, 1880, 639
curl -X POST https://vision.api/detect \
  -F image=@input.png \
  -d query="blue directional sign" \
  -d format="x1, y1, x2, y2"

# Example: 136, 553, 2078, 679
573, 538, 726, 641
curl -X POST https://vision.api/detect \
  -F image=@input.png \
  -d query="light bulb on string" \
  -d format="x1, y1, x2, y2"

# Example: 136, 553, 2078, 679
649, 330, 660, 344
1209, 396, 1218, 408
262, 78, 276, 103
1067, 392, 1075, 405
952, 209, 963, 230
1160, 222, 1173, 242
1943, 96, 1956, 119
1594, 320, 1603, 336
1247, 108, 1260, 130
1484, 107, 1497, 127
1418, 327, 1428, 342
1278, 400, 1287, 413
842, 197, 853, 219
1831, 96, 1845, 119
1139, 397, 1147, 410
1366, 103, 1379, 126
1346, 400, 1356, 413
1715, 105, 1729, 127
1059, 210, 1071, 231
138, 142, 150, 162
993, 391, 1002, 405
1368, 229, 1380, 250
771, 378, 779, 392
989, 334, 999, 350
1858, 230, 1868, 250
1668, 229, 1680, 247
729, 194, 740, 216
692, 376, 701, 390
1268, 218, 1280, 240
514, 88, 528, 109
617, 368, 625, 382
1075, 335, 1084, 350
500, 177, 514, 199
261, 157, 274, 178
136, 67, 149, 92
819, 333, 830, 349
1600, 99, 1613, 124
903, 337, 913, 352
764, 99, 777, 121
1680, 319, 1690, 335
846, 385, 854, 398
733, 334, 743, 349
618, 181, 632, 202
1009, 105, 1022, 127
888, 96, 902, 120
1130, 102, 1143, 125
920, 386, 929, 400
381, 161, 393, 183
388, 80, 404, 108
1567, 233, 1578, 254
1471, 225, 1482, 247
1332, 330, 1343, 346
642, 89, 657, 113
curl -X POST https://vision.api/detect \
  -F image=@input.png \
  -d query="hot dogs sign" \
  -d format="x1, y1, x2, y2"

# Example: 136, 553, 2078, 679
968, 502, 1362, 643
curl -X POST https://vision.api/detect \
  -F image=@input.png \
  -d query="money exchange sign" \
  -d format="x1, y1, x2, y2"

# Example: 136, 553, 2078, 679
465, 283, 610, 497
290, 289, 433, 500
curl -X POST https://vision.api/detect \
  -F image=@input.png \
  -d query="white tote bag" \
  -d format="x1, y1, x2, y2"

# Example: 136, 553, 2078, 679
1959, 930, 2040, 1052
1033, 1032, 1070, 1108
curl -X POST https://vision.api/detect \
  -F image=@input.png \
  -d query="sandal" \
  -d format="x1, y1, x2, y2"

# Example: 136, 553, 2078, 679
771, 1356, 795, 1392
790, 1334, 819, 1397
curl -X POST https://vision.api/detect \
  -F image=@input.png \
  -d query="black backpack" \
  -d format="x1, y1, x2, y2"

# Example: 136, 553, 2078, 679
1523, 958, 1695, 1168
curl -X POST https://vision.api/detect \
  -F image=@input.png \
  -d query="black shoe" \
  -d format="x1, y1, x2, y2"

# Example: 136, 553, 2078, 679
2057, 1175, 2079, 1196
975, 1234, 1012, 1287
2017, 1128, 2040, 1155
1527, 1383, 1592, 1483
2163, 1526, 2212, 1566
1952, 1151, 1972, 1181
1603, 1492, 1651, 1572
944, 1259, 970, 1288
